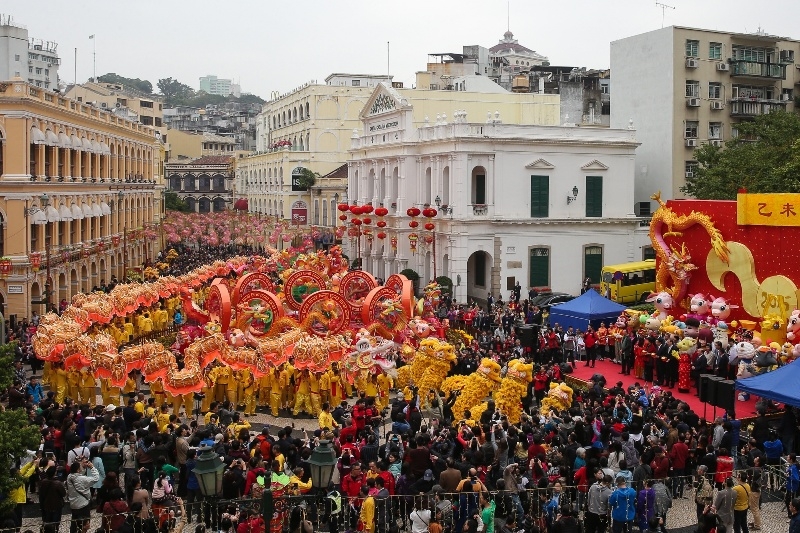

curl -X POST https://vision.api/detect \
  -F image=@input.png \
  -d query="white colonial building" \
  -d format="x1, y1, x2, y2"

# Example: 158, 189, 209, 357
348, 83, 649, 303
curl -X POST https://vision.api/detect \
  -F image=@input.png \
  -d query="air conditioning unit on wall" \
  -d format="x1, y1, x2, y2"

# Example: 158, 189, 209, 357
686, 138, 698, 148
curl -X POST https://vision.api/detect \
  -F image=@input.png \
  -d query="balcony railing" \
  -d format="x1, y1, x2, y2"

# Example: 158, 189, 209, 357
730, 60, 786, 79
472, 204, 488, 215
729, 98, 787, 117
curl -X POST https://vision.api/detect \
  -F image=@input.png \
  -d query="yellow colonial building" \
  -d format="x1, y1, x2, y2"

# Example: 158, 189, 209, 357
0, 79, 164, 320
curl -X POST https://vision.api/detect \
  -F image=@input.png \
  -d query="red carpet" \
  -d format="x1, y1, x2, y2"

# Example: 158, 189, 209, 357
568, 358, 760, 421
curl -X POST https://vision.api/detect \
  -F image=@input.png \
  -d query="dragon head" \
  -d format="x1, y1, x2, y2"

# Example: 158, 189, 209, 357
477, 358, 502, 384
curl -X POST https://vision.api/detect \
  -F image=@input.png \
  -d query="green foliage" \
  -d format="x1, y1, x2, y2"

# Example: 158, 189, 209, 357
296, 168, 318, 190
628, 303, 655, 314
97, 73, 153, 94
0, 343, 43, 514
400, 268, 420, 281
157, 77, 265, 108
681, 111, 800, 199
435, 276, 453, 295
164, 192, 190, 213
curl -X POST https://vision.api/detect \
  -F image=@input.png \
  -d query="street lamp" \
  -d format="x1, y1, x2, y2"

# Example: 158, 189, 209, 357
40, 193, 52, 312
193, 446, 225, 526
117, 191, 128, 280
307, 440, 337, 491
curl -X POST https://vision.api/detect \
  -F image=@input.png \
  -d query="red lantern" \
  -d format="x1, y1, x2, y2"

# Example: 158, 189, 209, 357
81, 244, 89, 258
362, 217, 372, 225
423, 207, 438, 218
374, 207, 389, 217
407, 207, 421, 218
409, 220, 419, 228
349, 205, 362, 215
0, 257, 12, 277
424, 222, 435, 231
351, 218, 362, 226
61, 249, 71, 262
112, 234, 121, 247
376, 220, 387, 228
98, 241, 105, 252
424, 235, 434, 244
362, 205, 374, 214
390, 236, 398, 251
339, 214, 348, 221
337, 203, 350, 212
377, 232, 387, 239
29, 251, 41, 272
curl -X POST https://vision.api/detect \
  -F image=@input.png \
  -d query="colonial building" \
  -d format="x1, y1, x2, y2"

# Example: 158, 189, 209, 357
348, 83, 649, 302
166, 155, 234, 213
0, 78, 164, 319
65, 81, 164, 127
164, 129, 236, 162
239, 73, 560, 235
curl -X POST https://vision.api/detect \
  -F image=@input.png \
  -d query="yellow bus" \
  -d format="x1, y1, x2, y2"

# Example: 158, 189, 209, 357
599, 259, 656, 304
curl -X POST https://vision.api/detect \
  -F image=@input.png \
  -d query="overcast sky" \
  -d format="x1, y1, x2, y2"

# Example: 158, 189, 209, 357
5, 0, 800, 98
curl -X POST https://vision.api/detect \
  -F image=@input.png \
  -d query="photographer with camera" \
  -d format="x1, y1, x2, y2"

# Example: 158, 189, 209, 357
66, 456, 99, 533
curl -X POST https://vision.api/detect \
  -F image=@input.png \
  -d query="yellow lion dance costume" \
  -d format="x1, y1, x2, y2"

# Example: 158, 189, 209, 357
540, 382, 574, 416
493, 359, 533, 425
443, 358, 502, 424
396, 338, 456, 407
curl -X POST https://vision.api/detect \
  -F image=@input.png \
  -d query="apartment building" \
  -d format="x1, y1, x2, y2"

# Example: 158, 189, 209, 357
65, 81, 164, 127
0, 14, 60, 90
612, 26, 800, 210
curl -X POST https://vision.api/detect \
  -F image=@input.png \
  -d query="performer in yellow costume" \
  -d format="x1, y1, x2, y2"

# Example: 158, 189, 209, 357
149, 379, 167, 409
241, 368, 256, 416
318, 370, 331, 407
52, 363, 68, 404
213, 366, 230, 403
100, 379, 120, 406
140, 312, 154, 336
269, 367, 282, 416
280, 363, 294, 410
122, 319, 134, 344
293, 369, 313, 416
258, 371, 272, 410
79, 368, 96, 407
66, 369, 81, 403
154, 305, 169, 332
377, 373, 393, 412
308, 372, 322, 416
226, 369, 239, 407
200, 371, 215, 412
328, 363, 345, 407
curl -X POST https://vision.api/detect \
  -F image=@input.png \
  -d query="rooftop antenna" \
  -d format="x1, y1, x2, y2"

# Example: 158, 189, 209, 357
507, 1, 510, 32
655, 1, 675, 28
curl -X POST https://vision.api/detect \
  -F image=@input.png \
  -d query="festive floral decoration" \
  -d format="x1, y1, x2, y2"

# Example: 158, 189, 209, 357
408, 233, 418, 253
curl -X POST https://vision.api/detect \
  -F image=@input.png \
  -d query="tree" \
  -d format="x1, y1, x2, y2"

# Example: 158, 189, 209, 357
296, 168, 319, 190
157, 77, 195, 105
164, 191, 190, 212
681, 111, 800, 199
0, 342, 43, 514
97, 73, 153, 94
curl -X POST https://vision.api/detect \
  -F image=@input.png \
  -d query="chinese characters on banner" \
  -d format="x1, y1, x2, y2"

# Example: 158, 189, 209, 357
737, 193, 800, 226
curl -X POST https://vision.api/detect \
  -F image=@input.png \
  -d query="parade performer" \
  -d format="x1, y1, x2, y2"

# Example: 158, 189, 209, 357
258, 369, 272, 410
377, 372, 393, 412
328, 363, 345, 407
269, 367, 282, 416
241, 367, 257, 417
449, 358, 502, 423
67, 368, 80, 403
293, 369, 314, 416
225, 369, 239, 407
308, 371, 322, 416
79, 367, 96, 407
676, 337, 696, 393
493, 359, 533, 424
150, 378, 167, 409
280, 362, 295, 410
52, 363, 68, 404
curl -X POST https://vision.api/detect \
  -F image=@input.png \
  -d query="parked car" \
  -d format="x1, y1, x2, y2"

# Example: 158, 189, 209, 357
530, 292, 575, 309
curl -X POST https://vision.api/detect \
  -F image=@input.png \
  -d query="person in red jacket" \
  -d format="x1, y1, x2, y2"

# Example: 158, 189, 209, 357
669, 437, 690, 497
533, 368, 549, 406
237, 509, 265, 533
650, 447, 671, 479
584, 328, 598, 368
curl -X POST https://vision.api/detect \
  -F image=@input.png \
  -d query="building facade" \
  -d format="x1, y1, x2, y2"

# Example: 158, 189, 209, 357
611, 26, 800, 209
164, 130, 236, 162
166, 155, 234, 213
0, 79, 163, 319
65, 82, 164, 127
199, 75, 240, 98
0, 15, 60, 90
348, 83, 648, 301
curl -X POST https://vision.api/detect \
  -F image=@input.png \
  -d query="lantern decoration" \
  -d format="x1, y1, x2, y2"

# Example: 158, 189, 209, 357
335, 226, 346, 239
390, 236, 398, 252
376, 220, 386, 228
29, 251, 41, 272
112, 234, 121, 247
424, 222, 436, 231
408, 233, 419, 254
377, 231, 387, 240
422, 207, 438, 219
351, 218, 362, 226
424, 234, 435, 244
337, 203, 350, 213
349, 205, 362, 215
362, 217, 372, 226
347, 227, 361, 237
375, 207, 388, 217
409, 220, 419, 229
406, 207, 421, 218
98, 240, 105, 252
339, 214, 348, 221
362, 204, 374, 215
61, 248, 71, 263
0, 257, 12, 277
81, 243, 90, 258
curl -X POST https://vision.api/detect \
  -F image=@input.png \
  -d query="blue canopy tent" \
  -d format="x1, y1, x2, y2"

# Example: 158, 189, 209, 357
735, 362, 800, 408
547, 289, 627, 332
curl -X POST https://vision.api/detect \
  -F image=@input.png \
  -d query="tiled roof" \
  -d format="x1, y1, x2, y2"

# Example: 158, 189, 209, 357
320, 164, 348, 179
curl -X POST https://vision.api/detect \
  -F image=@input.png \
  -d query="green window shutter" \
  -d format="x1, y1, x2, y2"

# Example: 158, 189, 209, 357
529, 248, 550, 288
585, 176, 603, 217
530, 175, 549, 218
584, 246, 603, 285
475, 174, 486, 205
